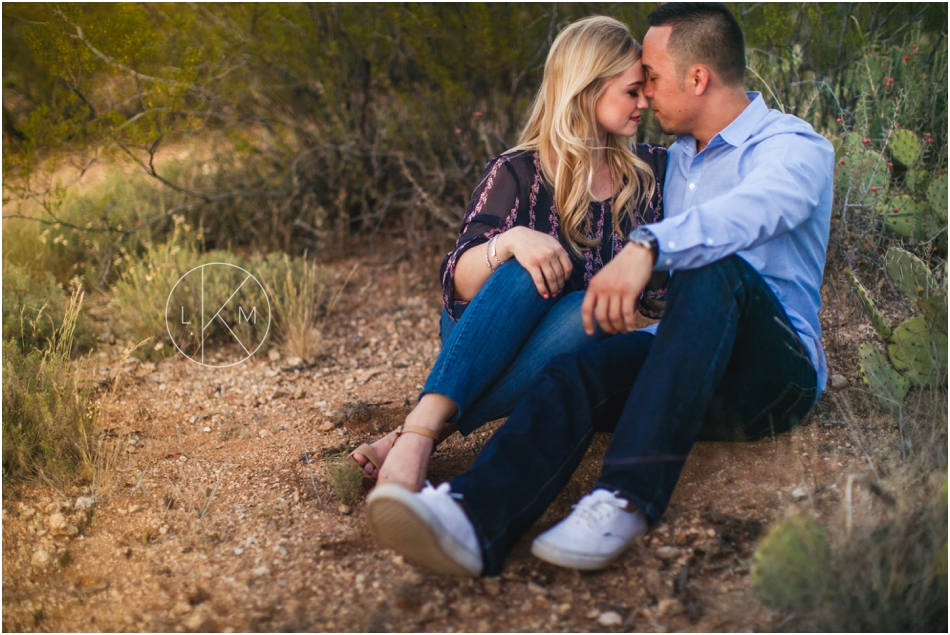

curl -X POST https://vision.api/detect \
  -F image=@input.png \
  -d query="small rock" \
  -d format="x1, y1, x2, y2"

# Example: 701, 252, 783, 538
656, 598, 685, 619
170, 601, 192, 617
597, 611, 623, 627
18, 503, 35, 520
527, 581, 548, 595
183, 610, 216, 632
48, 513, 68, 532
655, 546, 681, 561
251, 566, 270, 578
292, 388, 306, 400
418, 601, 439, 622
233, 548, 244, 555
74, 496, 97, 511
557, 603, 572, 615
31, 549, 51, 568
481, 577, 501, 597
285, 357, 304, 369
534, 595, 550, 609
202, 426, 212, 433
402, 571, 424, 586
268, 349, 281, 362
830, 373, 847, 389
317, 420, 338, 432
586, 608, 600, 620
258, 429, 270, 439
337, 504, 352, 515
791, 487, 808, 500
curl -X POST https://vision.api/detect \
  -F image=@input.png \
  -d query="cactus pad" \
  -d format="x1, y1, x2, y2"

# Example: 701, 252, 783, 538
906, 169, 929, 194
859, 342, 910, 407
837, 149, 890, 203
885, 247, 936, 302
888, 129, 920, 168
888, 315, 948, 388
751, 514, 831, 612
848, 269, 893, 339
927, 172, 948, 224
880, 195, 920, 238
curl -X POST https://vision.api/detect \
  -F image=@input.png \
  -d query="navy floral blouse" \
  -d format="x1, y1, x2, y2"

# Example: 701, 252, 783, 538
440, 144, 668, 321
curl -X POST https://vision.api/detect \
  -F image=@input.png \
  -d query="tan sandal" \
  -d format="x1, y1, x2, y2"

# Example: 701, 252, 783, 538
346, 443, 384, 490
375, 424, 441, 493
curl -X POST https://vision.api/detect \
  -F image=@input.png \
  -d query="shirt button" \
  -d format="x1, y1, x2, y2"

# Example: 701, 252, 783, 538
706, 237, 714, 245
665, 258, 673, 266
688, 183, 696, 189
667, 241, 676, 249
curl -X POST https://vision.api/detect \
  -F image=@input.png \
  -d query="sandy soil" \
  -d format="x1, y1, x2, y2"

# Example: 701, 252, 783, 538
2, 248, 901, 632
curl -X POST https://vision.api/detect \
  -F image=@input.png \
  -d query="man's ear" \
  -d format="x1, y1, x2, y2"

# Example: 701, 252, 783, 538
688, 65, 711, 96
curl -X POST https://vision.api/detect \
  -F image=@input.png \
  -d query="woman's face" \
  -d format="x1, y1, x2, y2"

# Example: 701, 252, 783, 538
594, 60, 648, 142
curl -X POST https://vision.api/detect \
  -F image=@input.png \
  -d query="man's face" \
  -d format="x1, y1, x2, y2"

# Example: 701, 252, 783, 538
641, 26, 694, 136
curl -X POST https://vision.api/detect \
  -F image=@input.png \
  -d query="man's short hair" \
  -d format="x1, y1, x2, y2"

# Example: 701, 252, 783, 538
647, 3, 746, 87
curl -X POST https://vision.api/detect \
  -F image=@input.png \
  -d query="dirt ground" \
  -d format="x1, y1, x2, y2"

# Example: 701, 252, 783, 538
2, 247, 906, 632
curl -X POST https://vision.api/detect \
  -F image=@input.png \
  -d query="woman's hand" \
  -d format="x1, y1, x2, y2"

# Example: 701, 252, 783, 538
496, 227, 574, 297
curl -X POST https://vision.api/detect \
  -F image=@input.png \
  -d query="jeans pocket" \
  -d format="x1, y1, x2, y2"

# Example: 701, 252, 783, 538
741, 381, 816, 440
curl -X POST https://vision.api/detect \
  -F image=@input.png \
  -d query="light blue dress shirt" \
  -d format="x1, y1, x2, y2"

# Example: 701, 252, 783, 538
646, 92, 834, 396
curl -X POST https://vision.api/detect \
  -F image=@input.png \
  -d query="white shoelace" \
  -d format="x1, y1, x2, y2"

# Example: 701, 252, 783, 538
570, 490, 628, 528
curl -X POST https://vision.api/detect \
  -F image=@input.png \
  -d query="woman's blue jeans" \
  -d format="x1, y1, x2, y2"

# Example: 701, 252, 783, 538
422, 260, 602, 435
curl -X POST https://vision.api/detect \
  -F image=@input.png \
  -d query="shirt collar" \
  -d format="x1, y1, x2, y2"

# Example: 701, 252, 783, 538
673, 92, 768, 155
717, 92, 768, 147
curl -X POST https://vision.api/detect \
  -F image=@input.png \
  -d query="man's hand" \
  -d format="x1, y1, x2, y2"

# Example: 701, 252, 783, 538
581, 243, 655, 335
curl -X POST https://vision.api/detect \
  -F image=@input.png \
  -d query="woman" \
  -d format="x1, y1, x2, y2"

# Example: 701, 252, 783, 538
349, 15, 666, 492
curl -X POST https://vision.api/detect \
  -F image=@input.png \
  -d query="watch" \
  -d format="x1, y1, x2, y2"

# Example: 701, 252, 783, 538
628, 227, 659, 265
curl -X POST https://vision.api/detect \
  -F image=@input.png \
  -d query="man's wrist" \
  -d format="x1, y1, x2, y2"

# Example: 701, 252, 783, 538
628, 227, 659, 266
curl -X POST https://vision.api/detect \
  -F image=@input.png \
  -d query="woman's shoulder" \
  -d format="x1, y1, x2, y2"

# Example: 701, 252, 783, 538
634, 143, 667, 162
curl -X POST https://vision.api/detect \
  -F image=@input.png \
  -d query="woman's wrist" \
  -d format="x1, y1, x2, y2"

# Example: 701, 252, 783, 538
494, 228, 519, 262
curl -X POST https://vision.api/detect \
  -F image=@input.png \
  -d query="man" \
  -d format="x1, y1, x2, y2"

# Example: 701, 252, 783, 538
366, 3, 834, 577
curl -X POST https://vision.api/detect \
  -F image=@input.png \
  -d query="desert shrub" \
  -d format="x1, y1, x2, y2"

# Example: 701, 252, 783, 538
1, 262, 95, 354
110, 220, 327, 362
257, 252, 327, 363
1, 290, 98, 484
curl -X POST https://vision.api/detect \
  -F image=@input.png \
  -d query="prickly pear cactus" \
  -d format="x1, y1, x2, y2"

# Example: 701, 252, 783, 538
837, 148, 890, 203
880, 195, 921, 239
886, 248, 937, 302
927, 172, 948, 224
905, 169, 929, 194
859, 342, 911, 406
848, 269, 892, 339
751, 514, 831, 612
889, 130, 920, 168
888, 316, 948, 388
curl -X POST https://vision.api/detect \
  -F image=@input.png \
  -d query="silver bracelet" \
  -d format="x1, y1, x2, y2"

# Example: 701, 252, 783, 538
490, 235, 503, 266
485, 238, 496, 272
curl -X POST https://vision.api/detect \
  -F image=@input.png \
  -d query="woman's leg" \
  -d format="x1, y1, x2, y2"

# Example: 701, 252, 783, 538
454, 289, 603, 434
354, 260, 560, 483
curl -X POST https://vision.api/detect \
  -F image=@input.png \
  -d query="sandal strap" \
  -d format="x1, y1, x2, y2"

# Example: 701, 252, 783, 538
392, 424, 440, 444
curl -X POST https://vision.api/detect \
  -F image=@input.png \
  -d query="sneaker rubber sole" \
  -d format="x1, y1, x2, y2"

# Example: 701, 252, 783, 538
366, 484, 481, 577
530, 537, 630, 571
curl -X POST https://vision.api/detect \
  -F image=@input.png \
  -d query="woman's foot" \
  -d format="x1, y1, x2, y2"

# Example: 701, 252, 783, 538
349, 394, 458, 485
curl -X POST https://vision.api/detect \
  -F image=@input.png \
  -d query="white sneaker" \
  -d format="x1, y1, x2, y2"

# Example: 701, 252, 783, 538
366, 482, 483, 577
531, 489, 648, 570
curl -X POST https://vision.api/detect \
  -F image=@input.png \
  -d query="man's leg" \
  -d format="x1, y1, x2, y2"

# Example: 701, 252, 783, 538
450, 331, 654, 576
595, 256, 818, 523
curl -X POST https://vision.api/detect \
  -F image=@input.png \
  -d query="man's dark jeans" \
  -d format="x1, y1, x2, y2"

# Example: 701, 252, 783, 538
450, 255, 818, 576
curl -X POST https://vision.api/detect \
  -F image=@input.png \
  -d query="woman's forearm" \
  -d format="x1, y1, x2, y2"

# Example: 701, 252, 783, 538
452, 230, 520, 301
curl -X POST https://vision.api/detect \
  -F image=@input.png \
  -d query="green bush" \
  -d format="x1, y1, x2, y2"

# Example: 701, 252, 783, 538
1, 262, 95, 355
2, 291, 98, 484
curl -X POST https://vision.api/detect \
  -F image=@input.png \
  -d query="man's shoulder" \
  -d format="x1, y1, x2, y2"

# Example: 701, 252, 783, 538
752, 110, 834, 153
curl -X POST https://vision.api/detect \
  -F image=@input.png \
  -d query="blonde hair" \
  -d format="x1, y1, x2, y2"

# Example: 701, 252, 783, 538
512, 16, 656, 256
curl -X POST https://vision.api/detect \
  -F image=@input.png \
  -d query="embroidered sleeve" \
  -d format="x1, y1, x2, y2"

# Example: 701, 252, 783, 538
439, 155, 523, 320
